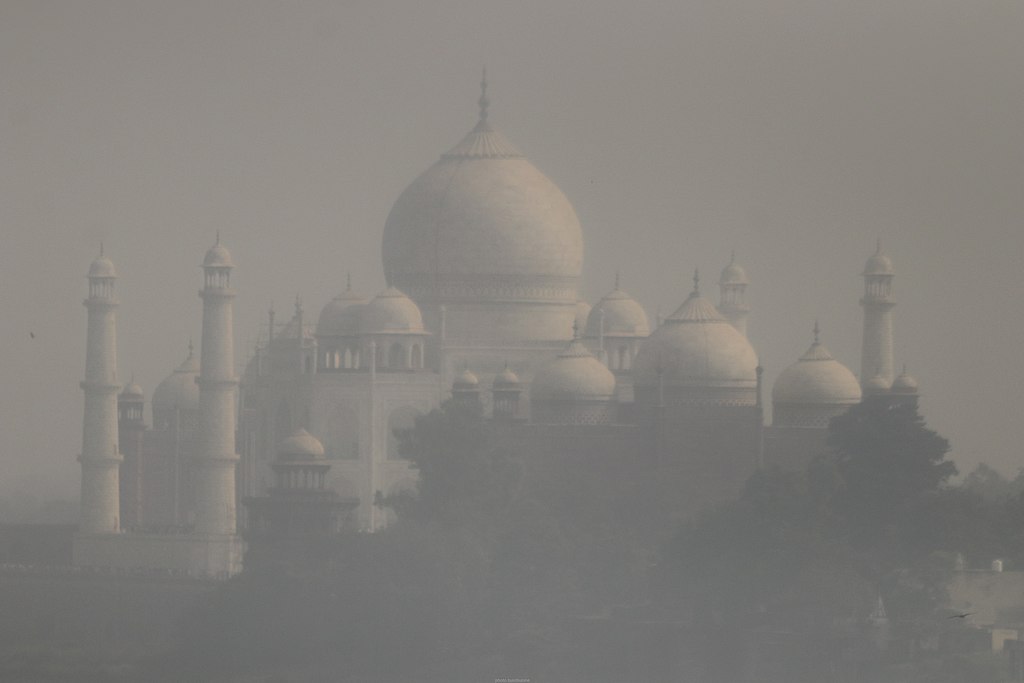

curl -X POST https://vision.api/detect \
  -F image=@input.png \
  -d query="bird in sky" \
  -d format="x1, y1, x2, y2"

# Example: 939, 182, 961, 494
946, 612, 975, 620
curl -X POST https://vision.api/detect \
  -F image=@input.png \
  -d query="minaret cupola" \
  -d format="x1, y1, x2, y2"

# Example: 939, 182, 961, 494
718, 251, 750, 337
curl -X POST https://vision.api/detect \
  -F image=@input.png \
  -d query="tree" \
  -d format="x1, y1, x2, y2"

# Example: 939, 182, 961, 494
825, 399, 955, 557
390, 399, 522, 527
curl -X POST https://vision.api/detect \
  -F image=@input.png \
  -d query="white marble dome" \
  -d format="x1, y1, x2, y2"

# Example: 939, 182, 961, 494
863, 374, 891, 394
719, 256, 749, 285
88, 254, 117, 278
891, 368, 919, 394
493, 364, 521, 389
633, 286, 758, 395
359, 287, 425, 334
203, 241, 233, 268
317, 283, 369, 337
152, 347, 200, 415
382, 105, 583, 309
585, 285, 650, 338
278, 428, 325, 460
863, 242, 893, 275
772, 337, 861, 406
453, 367, 480, 388
531, 339, 616, 402
120, 381, 144, 400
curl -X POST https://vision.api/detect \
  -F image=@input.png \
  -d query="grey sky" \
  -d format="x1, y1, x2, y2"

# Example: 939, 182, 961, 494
2, 0, 1022, 506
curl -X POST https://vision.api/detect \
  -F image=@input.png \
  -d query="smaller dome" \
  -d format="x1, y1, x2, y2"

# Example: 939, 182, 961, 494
120, 380, 144, 400
88, 254, 117, 278
633, 275, 758, 395
203, 241, 233, 268
278, 428, 325, 460
531, 339, 616, 402
360, 287, 425, 334
772, 331, 861, 406
453, 367, 479, 389
585, 284, 649, 338
493, 364, 521, 389
575, 301, 592, 332
863, 241, 893, 276
316, 279, 369, 337
719, 253, 749, 285
152, 347, 201, 415
891, 367, 919, 394
863, 374, 891, 395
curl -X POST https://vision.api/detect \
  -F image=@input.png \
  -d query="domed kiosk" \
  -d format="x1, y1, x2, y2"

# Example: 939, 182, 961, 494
633, 272, 758, 407
382, 73, 583, 349
530, 330, 617, 425
772, 323, 861, 427
584, 273, 650, 374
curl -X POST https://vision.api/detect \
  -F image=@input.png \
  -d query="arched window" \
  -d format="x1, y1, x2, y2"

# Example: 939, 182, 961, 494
388, 343, 404, 370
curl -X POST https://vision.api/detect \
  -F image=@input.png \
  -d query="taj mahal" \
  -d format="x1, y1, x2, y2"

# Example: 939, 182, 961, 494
72, 76, 918, 577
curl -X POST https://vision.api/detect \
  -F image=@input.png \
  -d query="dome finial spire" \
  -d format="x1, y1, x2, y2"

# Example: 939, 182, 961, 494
692, 268, 700, 296
730, 248, 736, 264
99, 241, 104, 257
875, 236, 882, 254
216, 230, 220, 246
187, 338, 194, 358
572, 318, 580, 340
813, 319, 820, 344
614, 269, 620, 290
478, 67, 489, 122
346, 271, 352, 292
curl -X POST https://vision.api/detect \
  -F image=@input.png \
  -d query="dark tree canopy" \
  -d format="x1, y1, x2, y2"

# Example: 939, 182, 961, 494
825, 399, 955, 554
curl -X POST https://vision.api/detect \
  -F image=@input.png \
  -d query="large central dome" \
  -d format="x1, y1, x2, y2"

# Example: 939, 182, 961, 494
382, 78, 583, 344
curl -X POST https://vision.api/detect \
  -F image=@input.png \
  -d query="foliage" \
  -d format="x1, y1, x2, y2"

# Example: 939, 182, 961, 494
826, 399, 955, 553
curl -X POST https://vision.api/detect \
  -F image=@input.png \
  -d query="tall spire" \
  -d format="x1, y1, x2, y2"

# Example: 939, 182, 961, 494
860, 241, 896, 386
478, 67, 489, 122
77, 249, 122, 541
813, 319, 820, 344
614, 269, 621, 290
692, 269, 700, 296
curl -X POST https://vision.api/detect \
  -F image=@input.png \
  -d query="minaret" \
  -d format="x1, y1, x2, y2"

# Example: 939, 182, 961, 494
194, 237, 240, 535
859, 239, 896, 388
79, 247, 123, 534
719, 251, 750, 337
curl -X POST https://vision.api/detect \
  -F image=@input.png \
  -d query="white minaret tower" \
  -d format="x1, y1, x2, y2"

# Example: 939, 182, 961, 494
860, 239, 896, 388
194, 237, 239, 535
718, 251, 750, 337
79, 247, 123, 534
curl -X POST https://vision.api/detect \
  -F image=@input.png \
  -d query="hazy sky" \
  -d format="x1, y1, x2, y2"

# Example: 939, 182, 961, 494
2, 1, 1022, 507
